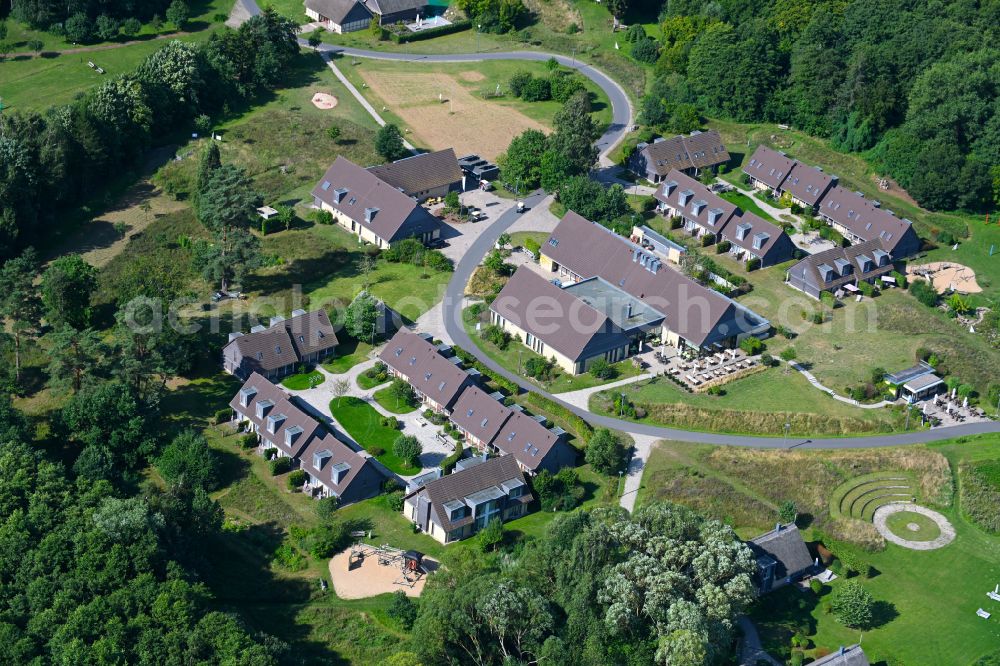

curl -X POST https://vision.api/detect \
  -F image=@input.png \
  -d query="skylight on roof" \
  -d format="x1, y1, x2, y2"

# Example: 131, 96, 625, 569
321, 181, 331, 191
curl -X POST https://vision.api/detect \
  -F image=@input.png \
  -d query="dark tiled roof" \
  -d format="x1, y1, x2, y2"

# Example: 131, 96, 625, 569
490, 266, 629, 362
229, 373, 320, 458
788, 238, 893, 293
379, 329, 471, 409
312, 156, 440, 243
299, 431, 378, 495
640, 131, 729, 176
368, 148, 463, 197
654, 169, 739, 232
491, 410, 561, 473
450, 386, 513, 445
228, 326, 297, 373
225, 310, 338, 373
810, 645, 870, 666
306, 0, 372, 23
743, 145, 795, 190
722, 211, 784, 258
542, 212, 760, 347
781, 162, 836, 207
364, 0, 425, 14
818, 186, 917, 255
408, 455, 530, 532
748, 523, 814, 580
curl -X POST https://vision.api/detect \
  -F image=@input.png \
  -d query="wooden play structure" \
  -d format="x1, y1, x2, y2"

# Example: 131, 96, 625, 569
347, 543, 426, 588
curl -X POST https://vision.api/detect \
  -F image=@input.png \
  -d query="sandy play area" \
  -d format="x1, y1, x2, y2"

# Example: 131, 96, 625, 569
311, 92, 339, 110
329, 547, 434, 599
906, 261, 982, 294
358, 70, 550, 160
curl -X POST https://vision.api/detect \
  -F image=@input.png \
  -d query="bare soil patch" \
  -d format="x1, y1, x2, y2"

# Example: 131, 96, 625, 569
459, 70, 485, 82
311, 92, 338, 109
358, 69, 550, 160
907, 261, 982, 294
523, 0, 582, 32
328, 548, 434, 599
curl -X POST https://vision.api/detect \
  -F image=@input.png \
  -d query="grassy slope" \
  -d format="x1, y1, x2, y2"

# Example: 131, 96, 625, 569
637, 436, 1000, 665
589, 368, 906, 436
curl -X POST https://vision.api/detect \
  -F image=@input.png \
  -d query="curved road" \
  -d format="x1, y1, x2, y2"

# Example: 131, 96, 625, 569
314, 44, 633, 162
287, 29, 1000, 448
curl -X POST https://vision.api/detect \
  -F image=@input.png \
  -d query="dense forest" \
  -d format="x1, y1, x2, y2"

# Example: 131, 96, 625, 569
0, 8, 299, 260
637, 0, 1000, 212
11, 0, 177, 31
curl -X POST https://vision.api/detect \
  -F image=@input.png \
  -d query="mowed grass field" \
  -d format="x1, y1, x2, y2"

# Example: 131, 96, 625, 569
638, 436, 1000, 665
339, 58, 613, 160
0, 0, 231, 112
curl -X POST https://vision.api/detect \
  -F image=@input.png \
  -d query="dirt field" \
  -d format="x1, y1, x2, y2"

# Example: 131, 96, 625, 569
328, 548, 432, 599
358, 69, 551, 160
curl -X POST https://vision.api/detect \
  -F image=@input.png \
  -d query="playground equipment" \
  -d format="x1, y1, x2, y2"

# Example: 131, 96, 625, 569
347, 543, 426, 587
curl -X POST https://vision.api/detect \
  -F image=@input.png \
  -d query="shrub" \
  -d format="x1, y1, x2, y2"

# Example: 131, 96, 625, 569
586, 428, 628, 474
701, 232, 716, 247
716, 240, 731, 254
387, 590, 418, 630
270, 457, 292, 475
509, 70, 532, 97
240, 433, 258, 449
780, 347, 798, 361
264, 448, 277, 460
831, 580, 874, 628
533, 467, 585, 511
306, 522, 350, 558
760, 352, 774, 367
440, 442, 464, 474
857, 280, 875, 297
370, 446, 386, 457
393, 435, 422, 468
779, 500, 797, 524
936, 230, 955, 246
810, 578, 823, 595
523, 237, 541, 258
316, 496, 339, 520
288, 469, 307, 490
214, 408, 231, 424
386, 490, 405, 512
481, 324, 511, 350
381, 415, 399, 429
910, 279, 939, 307
739, 337, 764, 355
631, 37, 660, 64
820, 291, 837, 308
589, 357, 617, 379
745, 257, 761, 271
891, 270, 908, 289
478, 518, 504, 552
522, 77, 552, 102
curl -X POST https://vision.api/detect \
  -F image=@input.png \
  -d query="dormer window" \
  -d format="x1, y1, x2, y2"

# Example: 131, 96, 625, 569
332, 461, 351, 485
752, 233, 769, 250
467, 408, 474, 417
364, 207, 379, 223
438, 381, 446, 392
312, 448, 332, 471
707, 208, 723, 226
679, 189, 694, 206
394, 347, 403, 356
736, 222, 751, 241
275, 345, 282, 355
266, 413, 285, 434
255, 399, 274, 420
818, 264, 834, 283
663, 180, 677, 197
333, 187, 348, 203
507, 432, 516, 442
424, 372, 432, 381
690, 200, 706, 216
285, 425, 303, 447
239, 386, 257, 407
298, 335, 305, 343
409, 356, 417, 365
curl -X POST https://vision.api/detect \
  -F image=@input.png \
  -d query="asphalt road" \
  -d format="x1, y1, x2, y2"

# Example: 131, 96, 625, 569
287, 28, 1000, 448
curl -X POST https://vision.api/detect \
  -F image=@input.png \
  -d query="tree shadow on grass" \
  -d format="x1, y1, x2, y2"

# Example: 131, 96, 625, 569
868, 600, 899, 629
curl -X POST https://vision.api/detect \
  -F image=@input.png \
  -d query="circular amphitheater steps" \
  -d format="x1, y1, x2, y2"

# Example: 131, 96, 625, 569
873, 503, 956, 550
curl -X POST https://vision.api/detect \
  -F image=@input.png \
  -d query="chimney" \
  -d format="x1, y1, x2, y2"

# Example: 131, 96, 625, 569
269, 315, 285, 327
228, 332, 244, 342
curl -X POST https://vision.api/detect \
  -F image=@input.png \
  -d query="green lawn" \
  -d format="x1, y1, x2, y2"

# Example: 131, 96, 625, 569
328, 396, 418, 475
462, 306, 645, 393
638, 435, 1000, 665
323, 338, 375, 374
372, 386, 419, 414
885, 510, 941, 541
730, 263, 1000, 400
0, 0, 233, 113
590, 367, 908, 436
356, 372, 389, 390
718, 190, 779, 223
281, 370, 325, 390
508, 231, 549, 251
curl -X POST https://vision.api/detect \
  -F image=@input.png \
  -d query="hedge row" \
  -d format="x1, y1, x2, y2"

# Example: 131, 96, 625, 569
453, 345, 520, 395
390, 19, 472, 43
440, 442, 465, 475
521, 392, 595, 445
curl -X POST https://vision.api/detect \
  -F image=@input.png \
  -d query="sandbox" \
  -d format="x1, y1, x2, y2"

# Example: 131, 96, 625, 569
906, 261, 982, 294
311, 92, 339, 110
328, 545, 434, 599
